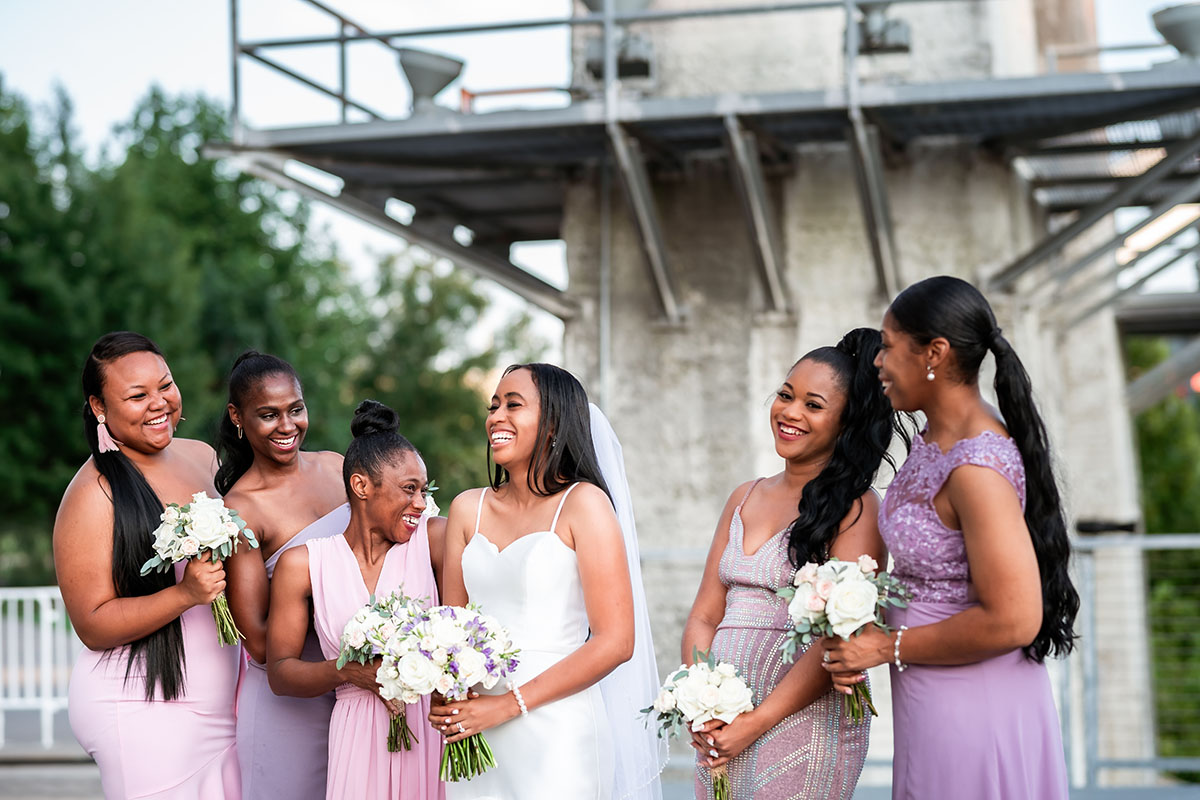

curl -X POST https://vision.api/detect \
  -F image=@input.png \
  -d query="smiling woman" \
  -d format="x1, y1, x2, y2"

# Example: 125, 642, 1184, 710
55, 331, 240, 799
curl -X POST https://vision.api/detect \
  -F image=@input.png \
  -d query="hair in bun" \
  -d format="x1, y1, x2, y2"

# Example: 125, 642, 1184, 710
350, 399, 401, 439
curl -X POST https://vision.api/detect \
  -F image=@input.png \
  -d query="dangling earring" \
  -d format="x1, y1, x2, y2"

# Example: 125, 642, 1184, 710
551, 435, 558, 450
925, 365, 936, 382
96, 414, 122, 453
237, 424, 243, 439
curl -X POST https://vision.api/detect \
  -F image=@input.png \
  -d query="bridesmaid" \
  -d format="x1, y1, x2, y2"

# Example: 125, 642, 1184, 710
218, 351, 347, 799
681, 329, 904, 800
268, 400, 444, 800
823, 276, 1077, 799
56, 331, 240, 798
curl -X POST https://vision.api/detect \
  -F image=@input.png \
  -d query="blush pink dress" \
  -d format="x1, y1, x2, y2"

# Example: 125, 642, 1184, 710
880, 430, 1068, 800
307, 515, 443, 800
235, 504, 347, 799
68, 560, 241, 799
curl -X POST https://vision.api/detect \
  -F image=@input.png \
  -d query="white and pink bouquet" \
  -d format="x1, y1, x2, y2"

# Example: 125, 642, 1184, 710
641, 648, 754, 800
375, 603, 520, 781
139, 491, 259, 647
336, 590, 428, 751
776, 555, 910, 722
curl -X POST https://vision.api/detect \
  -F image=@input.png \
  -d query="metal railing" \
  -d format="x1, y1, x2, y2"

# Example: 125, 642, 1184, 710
0, 587, 80, 749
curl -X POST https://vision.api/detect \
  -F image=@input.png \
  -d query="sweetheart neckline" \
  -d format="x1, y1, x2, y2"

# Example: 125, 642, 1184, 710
467, 529, 576, 557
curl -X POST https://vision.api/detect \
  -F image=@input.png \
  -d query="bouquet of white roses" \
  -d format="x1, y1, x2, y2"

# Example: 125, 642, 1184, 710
375, 603, 520, 782
640, 648, 754, 800
776, 555, 910, 722
139, 491, 259, 647
336, 590, 428, 751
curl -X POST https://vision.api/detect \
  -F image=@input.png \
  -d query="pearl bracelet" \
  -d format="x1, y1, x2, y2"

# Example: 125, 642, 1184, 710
894, 625, 909, 673
507, 681, 529, 716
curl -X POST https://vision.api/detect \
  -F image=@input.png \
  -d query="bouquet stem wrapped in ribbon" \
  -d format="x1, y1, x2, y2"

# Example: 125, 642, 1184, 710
140, 492, 258, 647
374, 603, 520, 781
776, 555, 911, 722
336, 591, 428, 752
641, 648, 754, 800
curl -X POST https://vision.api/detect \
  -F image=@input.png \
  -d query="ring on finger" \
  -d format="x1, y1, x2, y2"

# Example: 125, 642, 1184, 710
822, 651, 831, 663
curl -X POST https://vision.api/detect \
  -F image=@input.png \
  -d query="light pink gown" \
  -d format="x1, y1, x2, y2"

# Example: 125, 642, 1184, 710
235, 504, 347, 799
307, 515, 443, 800
69, 561, 241, 799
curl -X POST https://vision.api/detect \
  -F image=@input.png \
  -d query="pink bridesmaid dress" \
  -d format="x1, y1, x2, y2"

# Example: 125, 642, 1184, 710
307, 515, 443, 800
235, 504, 347, 799
68, 561, 242, 799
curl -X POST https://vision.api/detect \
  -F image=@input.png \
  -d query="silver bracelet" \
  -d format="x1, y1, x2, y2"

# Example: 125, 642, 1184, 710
507, 681, 529, 716
894, 625, 909, 673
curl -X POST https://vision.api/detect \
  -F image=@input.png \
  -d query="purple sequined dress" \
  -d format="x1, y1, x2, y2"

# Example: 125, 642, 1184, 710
697, 479, 869, 800
881, 430, 1068, 800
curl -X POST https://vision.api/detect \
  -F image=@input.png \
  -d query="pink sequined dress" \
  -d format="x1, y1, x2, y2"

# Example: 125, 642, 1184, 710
307, 516, 444, 800
697, 479, 869, 800
880, 430, 1068, 800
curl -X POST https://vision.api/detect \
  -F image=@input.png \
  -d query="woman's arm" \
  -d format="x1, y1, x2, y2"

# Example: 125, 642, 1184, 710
699, 492, 887, 767
426, 515, 447, 595
266, 546, 383, 698
679, 483, 746, 665
224, 489, 270, 664
53, 466, 224, 651
823, 465, 1043, 681
432, 484, 634, 740
437, 491, 477, 607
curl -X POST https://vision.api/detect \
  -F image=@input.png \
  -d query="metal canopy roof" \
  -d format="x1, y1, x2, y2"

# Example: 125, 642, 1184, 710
233, 66, 1200, 251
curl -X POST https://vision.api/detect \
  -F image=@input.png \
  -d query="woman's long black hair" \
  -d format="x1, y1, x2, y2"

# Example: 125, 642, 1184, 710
82, 332, 186, 701
889, 275, 1079, 662
489, 363, 611, 502
786, 328, 910, 569
343, 399, 418, 494
214, 350, 301, 496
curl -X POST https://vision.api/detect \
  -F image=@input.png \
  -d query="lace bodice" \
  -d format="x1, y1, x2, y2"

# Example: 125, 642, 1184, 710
880, 430, 1026, 603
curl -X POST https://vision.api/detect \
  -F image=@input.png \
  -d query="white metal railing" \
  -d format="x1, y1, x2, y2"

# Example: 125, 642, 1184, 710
0, 587, 81, 748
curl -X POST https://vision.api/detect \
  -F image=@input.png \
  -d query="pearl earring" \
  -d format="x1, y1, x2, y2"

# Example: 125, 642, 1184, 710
925, 365, 935, 382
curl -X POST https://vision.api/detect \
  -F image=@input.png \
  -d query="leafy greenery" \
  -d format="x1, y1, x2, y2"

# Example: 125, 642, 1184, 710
0, 78, 542, 584
1126, 336, 1200, 781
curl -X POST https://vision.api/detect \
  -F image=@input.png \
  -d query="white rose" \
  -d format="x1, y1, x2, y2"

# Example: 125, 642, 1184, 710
455, 648, 487, 687
857, 554, 879, 574
420, 635, 438, 652
431, 647, 449, 666
161, 506, 181, 526
787, 582, 824, 626
815, 561, 841, 583
795, 562, 818, 585
435, 673, 456, 696
188, 504, 230, 549
346, 627, 367, 650
715, 662, 737, 679
396, 652, 440, 695
673, 682, 704, 723
825, 579, 879, 639
423, 494, 440, 517
652, 689, 676, 713
431, 618, 467, 649
697, 683, 721, 710
402, 690, 420, 705
480, 672, 500, 690
714, 677, 754, 722
179, 536, 200, 557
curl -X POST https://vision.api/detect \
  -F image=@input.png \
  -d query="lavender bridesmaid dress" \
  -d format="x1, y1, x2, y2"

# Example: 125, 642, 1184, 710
68, 560, 241, 799
698, 479, 869, 800
307, 516, 443, 800
880, 430, 1069, 800
235, 504, 346, 799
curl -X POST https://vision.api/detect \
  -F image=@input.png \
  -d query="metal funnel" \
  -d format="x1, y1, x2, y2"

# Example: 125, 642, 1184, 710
397, 47, 465, 114
1153, 3, 1200, 60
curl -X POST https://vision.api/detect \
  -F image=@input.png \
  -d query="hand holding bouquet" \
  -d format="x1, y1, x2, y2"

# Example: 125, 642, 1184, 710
776, 555, 910, 722
140, 492, 258, 646
337, 590, 428, 751
375, 603, 520, 781
641, 648, 754, 800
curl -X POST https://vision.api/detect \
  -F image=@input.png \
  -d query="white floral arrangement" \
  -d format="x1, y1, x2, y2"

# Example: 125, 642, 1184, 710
139, 491, 259, 646
336, 590, 429, 751
375, 603, 520, 781
641, 649, 754, 800
776, 555, 910, 722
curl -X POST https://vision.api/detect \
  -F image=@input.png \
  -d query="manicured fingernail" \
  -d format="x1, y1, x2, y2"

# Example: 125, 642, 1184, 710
709, 749, 717, 757
706, 737, 714, 745
452, 709, 460, 715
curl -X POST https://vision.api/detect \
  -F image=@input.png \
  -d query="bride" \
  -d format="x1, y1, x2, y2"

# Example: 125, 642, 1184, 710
430, 363, 666, 799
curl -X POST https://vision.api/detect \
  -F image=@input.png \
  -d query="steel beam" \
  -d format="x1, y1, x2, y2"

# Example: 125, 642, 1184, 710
1053, 220, 1195, 307
848, 121, 902, 299
989, 131, 1200, 291
1062, 240, 1200, 332
724, 115, 790, 314
1126, 335, 1200, 416
607, 122, 684, 323
1117, 292, 1200, 335
1035, 173, 1200, 293
217, 150, 580, 320
241, 49, 385, 120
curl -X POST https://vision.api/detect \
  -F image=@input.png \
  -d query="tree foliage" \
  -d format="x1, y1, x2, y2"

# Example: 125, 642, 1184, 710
0, 78, 542, 583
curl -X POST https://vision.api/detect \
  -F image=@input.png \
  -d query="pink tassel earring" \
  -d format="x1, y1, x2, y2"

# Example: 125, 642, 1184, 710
96, 414, 122, 453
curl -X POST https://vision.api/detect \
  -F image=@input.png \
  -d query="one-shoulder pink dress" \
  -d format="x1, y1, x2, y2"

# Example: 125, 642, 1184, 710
307, 516, 443, 800
235, 504, 347, 799
68, 561, 241, 799
881, 430, 1068, 800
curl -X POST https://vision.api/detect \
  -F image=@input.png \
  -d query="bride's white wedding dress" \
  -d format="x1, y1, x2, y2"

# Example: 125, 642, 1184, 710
447, 484, 613, 800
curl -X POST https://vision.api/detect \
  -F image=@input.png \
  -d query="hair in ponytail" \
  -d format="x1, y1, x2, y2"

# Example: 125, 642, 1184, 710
343, 400, 418, 494
214, 351, 301, 495
82, 332, 186, 701
785, 328, 911, 568
888, 275, 1079, 661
